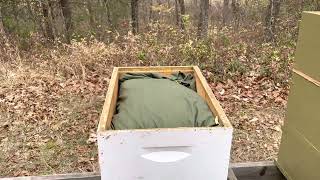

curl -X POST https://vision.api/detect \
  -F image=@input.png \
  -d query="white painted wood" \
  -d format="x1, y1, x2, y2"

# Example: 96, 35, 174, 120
98, 66, 233, 180
98, 127, 233, 180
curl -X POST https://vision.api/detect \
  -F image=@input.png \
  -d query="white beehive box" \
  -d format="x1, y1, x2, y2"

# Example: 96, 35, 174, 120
97, 66, 233, 180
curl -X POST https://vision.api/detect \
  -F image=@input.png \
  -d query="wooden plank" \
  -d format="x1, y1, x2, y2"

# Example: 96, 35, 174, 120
277, 69, 320, 180
194, 71, 207, 100
293, 69, 320, 87
97, 67, 119, 131
231, 161, 286, 180
98, 66, 232, 130
228, 168, 238, 180
193, 66, 232, 128
118, 67, 194, 76
277, 126, 320, 180
117, 66, 194, 73
293, 12, 320, 81
3, 161, 285, 180
97, 66, 233, 179
282, 73, 320, 149
98, 66, 196, 131
2, 173, 100, 180
98, 127, 232, 180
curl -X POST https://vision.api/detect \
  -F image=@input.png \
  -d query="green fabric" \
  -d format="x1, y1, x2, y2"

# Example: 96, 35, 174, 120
111, 72, 217, 130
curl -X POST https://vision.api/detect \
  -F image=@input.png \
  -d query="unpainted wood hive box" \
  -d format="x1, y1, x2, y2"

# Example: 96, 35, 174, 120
97, 66, 233, 180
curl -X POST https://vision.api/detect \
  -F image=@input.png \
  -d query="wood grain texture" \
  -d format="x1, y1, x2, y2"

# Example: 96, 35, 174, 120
117, 66, 194, 73
97, 67, 119, 132
193, 66, 232, 127
194, 71, 207, 100
118, 66, 194, 76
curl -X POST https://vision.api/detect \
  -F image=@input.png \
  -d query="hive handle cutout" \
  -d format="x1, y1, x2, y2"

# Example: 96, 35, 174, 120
141, 151, 191, 163
141, 145, 192, 163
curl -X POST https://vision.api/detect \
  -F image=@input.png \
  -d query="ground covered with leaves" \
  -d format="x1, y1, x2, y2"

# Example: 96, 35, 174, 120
0, 25, 294, 177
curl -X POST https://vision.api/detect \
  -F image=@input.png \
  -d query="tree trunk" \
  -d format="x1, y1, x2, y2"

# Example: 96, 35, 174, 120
231, 0, 240, 29
265, 0, 281, 42
198, 0, 209, 38
86, 1, 96, 30
0, 6, 5, 36
131, 0, 139, 34
314, 0, 320, 10
48, 0, 57, 37
222, 0, 230, 25
174, 0, 180, 27
149, 0, 153, 23
41, 0, 54, 41
103, 0, 112, 27
178, 0, 185, 30
60, 0, 73, 43
26, 0, 45, 37
297, 0, 304, 18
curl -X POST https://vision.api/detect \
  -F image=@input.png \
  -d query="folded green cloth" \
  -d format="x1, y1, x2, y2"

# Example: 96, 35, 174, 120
111, 72, 217, 130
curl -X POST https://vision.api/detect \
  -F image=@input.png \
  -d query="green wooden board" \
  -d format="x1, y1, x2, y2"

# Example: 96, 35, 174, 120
278, 11, 320, 180
284, 73, 320, 150
294, 12, 320, 81
277, 127, 320, 180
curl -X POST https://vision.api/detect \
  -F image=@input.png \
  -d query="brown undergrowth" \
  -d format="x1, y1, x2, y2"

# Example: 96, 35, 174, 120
0, 24, 294, 176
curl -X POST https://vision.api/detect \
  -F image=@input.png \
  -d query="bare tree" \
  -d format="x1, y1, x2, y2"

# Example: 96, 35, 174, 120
48, 0, 57, 37
174, 0, 180, 27
0, 6, 5, 36
86, 1, 96, 31
178, 0, 185, 30
131, 0, 139, 34
265, 0, 281, 42
103, 0, 112, 26
231, 0, 240, 29
149, 0, 153, 23
222, 0, 230, 25
40, 0, 54, 41
174, 0, 186, 30
197, 0, 209, 38
60, 0, 73, 43
26, 0, 45, 36
317, 0, 320, 10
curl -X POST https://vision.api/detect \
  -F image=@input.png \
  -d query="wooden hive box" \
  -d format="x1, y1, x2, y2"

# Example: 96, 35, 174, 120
97, 66, 233, 180
276, 12, 320, 180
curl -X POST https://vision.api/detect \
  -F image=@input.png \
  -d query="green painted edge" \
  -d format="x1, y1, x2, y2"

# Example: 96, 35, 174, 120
275, 160, 293, 180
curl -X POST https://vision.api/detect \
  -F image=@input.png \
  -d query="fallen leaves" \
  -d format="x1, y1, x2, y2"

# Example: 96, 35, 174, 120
0, 72, 105, 177
230, 107, 285, 162
87, 133, 97, 144
211, 75, 289, 112
209, 74, 287, 163
0, 29, 293, 177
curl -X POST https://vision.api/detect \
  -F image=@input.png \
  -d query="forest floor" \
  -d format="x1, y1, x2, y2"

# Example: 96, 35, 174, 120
0, 28, 293, 176
212, 81, 286, 162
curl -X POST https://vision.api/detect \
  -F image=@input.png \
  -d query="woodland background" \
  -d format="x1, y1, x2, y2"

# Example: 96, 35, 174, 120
0, 0, 319, 177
